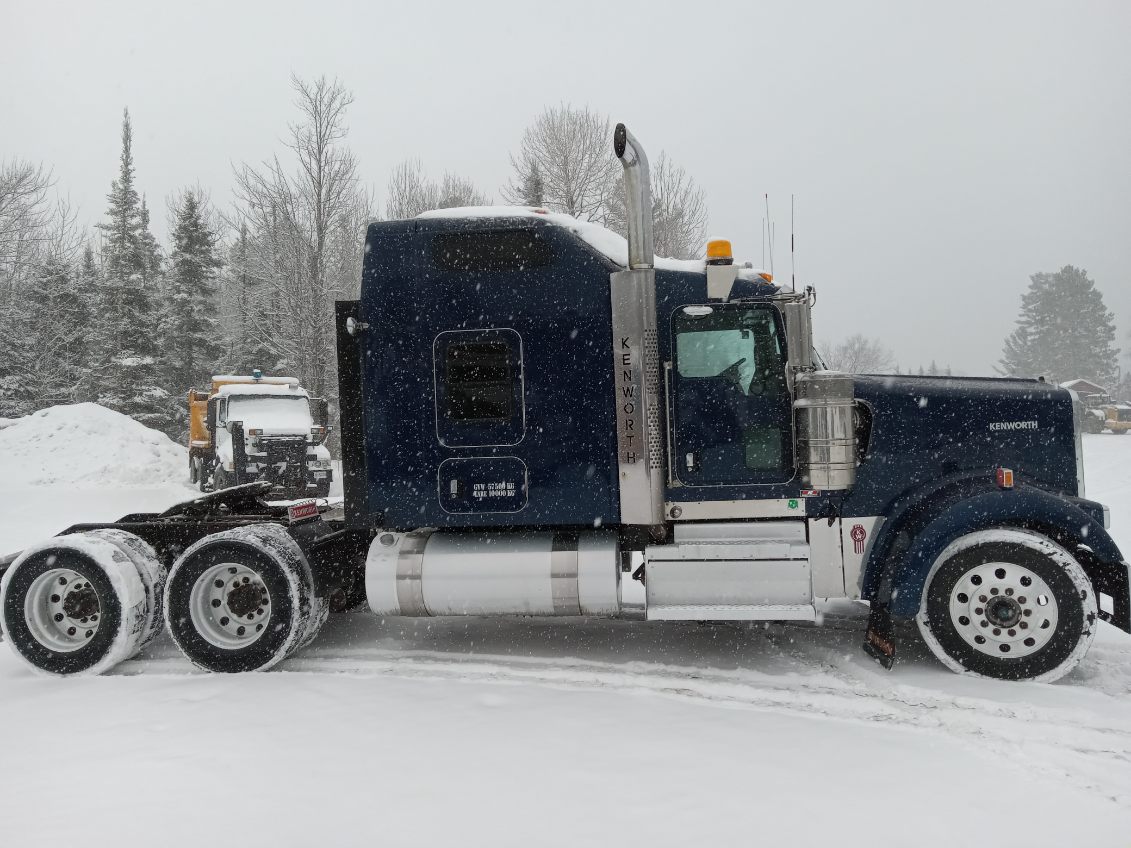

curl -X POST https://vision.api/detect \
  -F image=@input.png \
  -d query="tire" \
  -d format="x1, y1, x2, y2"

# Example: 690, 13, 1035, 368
313, 479, 331, 499
916, 529, 1097, 682
1111, 428, 1126, 436
88, 529, 167, 651
214, 467, 233, 490
164, 524, 326, 673
0, 535, 147, 676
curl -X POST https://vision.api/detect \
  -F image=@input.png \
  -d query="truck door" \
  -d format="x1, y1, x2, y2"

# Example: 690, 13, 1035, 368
670, 303, 793, 486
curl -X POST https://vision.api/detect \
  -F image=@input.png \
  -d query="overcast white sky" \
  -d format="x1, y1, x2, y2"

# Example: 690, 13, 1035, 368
2, 0, 1129, 375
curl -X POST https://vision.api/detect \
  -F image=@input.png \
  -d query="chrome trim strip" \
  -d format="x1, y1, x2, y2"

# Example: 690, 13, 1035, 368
395, 534, 429, 616
665, 498, 806, 521
550, 534, 581, 615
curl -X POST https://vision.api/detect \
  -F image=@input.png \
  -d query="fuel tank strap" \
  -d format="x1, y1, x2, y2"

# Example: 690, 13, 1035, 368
550, 533, 581, 615
395, 534, 429, 616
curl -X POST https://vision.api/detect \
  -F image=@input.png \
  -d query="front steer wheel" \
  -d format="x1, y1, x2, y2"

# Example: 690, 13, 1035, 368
164, 524, 327, 673
916, 529, 1097, 682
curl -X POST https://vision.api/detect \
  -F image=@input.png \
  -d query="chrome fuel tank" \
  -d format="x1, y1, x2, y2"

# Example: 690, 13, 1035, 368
366, 531, 621, 617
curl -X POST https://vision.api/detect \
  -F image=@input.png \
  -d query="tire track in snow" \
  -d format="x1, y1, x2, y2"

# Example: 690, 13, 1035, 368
118, 623, 1131, 808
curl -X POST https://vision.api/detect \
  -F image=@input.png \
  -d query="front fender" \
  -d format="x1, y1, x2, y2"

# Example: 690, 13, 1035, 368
873, 486, 1128, 630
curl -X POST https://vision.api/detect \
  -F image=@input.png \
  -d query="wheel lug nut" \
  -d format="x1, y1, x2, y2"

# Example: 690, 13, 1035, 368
1008, 629, 1016, 636
212, 599, 221, 608
979, 595, 987, 603
220, 617, 230, 626
242, 576, 250, 584
980, 620, 989, 628
58, 577, 67, 585
67, 627, 76, 636
990, 588, 999, 595
237, 626, 246, 636
214, 580, 224, 589
992, 628, 1001, 636
1005, 588, 1014, 596
1020, 621, 1028, 629
54, 613, 64, 622
50, 594, 60, 603
1018, 596, 1026, 604
85, 630, 93, 637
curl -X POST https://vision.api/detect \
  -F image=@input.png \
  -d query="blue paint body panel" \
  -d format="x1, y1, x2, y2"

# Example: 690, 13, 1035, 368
357, 216, 621, 529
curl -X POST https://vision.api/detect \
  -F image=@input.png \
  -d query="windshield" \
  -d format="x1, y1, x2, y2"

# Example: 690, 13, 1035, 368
225, 395, 312, 430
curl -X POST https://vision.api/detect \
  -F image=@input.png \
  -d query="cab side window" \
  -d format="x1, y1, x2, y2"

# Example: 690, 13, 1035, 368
434, 328, 525, 447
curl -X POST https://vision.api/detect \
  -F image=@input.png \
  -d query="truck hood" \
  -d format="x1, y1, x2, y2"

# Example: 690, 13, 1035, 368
850, 374, 1079, 499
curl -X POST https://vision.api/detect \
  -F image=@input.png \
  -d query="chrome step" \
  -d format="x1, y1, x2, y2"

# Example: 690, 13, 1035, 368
643, 522, 814, 620
647, 603, 816, 622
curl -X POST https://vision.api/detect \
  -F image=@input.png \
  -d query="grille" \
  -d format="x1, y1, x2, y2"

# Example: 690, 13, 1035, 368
643, 328, 663, 469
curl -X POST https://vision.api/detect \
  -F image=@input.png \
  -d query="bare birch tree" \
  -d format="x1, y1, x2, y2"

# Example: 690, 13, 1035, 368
606, 152, 708, 260
820, 334, 896, 373
502, 105, 619, 221
385, 160, 489, 219
231, 75, 371, 400
0, 160, 62, 296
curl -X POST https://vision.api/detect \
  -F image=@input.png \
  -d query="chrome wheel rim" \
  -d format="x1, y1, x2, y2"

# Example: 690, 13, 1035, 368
23, 568, 101, 652
189, 562, 272, 649
948, 561, 1058, 658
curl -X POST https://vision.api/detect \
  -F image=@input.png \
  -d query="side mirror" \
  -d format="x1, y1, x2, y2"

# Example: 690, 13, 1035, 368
206, 400, 218, 432
313, 397, 330, 429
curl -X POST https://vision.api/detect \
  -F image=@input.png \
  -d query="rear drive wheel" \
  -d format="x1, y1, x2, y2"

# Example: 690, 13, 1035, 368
88, 529, 167, 651
0, 535, 147, 676
916, 529, 1097, 682
164, 524, 326, 672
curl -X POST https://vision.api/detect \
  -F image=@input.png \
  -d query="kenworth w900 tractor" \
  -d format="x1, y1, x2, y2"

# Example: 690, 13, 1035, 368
1, 124, 1127, 682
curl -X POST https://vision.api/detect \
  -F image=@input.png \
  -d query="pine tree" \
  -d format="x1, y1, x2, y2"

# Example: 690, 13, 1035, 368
24, 257, 91, 406
999, 266, 1119, 386
137, 197, 163, 287
161, 191, 222, 415
518, 163, 544, 206
91, 109, 173, 433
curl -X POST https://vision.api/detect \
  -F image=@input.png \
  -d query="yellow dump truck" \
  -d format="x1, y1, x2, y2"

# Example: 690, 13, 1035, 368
188, 372, 333, 497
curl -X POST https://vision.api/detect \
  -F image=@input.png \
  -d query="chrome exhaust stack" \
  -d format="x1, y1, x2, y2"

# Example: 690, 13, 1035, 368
609, 123, 664, 527
613, 123, 654, 269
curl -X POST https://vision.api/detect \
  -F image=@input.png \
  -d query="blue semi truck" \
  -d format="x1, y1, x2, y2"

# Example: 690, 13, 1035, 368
1, 125, 1127, 682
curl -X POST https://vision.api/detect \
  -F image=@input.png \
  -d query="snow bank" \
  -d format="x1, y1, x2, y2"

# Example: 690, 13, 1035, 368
418, 205, 771, 279
0, 403, 188, 488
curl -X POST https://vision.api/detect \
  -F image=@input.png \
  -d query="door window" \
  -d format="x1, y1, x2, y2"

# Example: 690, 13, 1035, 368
672, 305, 791, 485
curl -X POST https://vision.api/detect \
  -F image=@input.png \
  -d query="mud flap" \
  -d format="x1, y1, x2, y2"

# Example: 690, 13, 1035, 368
862, 604, 896, 669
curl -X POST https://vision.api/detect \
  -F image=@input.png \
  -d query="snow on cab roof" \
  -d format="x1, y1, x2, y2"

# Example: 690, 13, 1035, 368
418, 206, 771, 280
212, 375, 299, 387
216, 382, 310, 399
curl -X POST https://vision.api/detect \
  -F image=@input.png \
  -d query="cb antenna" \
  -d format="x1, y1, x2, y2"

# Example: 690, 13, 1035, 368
764, 193, 775, 277
790, 194, 796, 293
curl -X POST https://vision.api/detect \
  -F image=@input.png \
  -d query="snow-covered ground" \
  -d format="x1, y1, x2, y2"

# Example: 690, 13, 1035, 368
2, 409, 1131, 845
